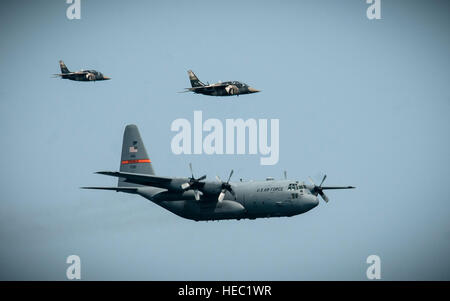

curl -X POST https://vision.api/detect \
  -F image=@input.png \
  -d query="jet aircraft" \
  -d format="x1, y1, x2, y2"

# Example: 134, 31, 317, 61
53, 60, 111, 81
83, 125, 355, 221
181, 70, 260, 96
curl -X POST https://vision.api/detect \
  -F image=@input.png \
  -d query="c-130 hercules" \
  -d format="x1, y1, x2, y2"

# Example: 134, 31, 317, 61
83, 125, 355, 221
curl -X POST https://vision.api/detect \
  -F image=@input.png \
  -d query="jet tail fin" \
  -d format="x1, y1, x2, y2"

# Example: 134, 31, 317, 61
119, 125, 155, 187
187, 70, 205, 87
59, 60, 70, 74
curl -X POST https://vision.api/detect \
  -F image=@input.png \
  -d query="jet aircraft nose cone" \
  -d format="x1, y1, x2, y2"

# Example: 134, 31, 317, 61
248, 87, 260, 93
103, 76, 111, 80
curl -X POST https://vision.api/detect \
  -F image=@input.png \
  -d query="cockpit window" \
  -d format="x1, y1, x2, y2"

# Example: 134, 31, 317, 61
288, 183, 298, 191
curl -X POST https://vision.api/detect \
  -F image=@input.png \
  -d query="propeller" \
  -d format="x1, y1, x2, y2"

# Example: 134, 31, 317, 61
308, 175, 330, 203
180, 163, 206, 201
216, 170, 235, 202
307, 174, 355, 203
283, 170, 287, 180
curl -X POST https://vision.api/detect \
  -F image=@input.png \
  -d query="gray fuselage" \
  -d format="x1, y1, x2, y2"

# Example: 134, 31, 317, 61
133, 179, 319, 221
83, 124, 354, 221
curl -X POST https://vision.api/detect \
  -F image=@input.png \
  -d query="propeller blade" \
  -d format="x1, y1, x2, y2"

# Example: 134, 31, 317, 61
308, 176, 315, 185
194, 190, 200, 201
284, 170, 287, 180
181, 182, 190, 190
319, 191, 329, 203
218, 190, 226, 202
319, 174, 327, 187
227, 170, 234, 183
198, 175, 207, 181
216, 170, 235, 201
189, 163, 194, 178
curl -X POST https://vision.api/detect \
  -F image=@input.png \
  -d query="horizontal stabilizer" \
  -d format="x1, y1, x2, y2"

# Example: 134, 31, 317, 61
95, 171, 172, 188
81, 186, 138, 192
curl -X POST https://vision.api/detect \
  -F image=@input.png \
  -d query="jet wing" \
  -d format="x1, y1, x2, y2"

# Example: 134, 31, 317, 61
95, 171, 174, 189
209, 83, 230, 87
53, 71, 88, 77
186, 83, 230, 91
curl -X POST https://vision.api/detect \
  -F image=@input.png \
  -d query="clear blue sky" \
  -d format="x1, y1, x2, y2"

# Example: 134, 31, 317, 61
0, 0, 449, 280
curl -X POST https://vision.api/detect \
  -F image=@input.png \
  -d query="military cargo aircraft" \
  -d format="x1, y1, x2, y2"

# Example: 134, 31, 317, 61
181, 70, 260, 96
53, 60, 111, 81
83, 125, 355, 221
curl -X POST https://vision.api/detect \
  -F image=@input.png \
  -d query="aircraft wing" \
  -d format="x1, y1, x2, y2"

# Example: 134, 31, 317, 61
95, 171, 174, 189
53, 71, 88, 77
209, 83, 230, 87
186, 83, 229, 91
322, 186, 356, 190
81, 186, 139, 192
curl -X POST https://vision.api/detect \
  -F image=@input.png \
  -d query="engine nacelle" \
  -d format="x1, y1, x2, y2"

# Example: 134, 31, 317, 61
86, 73, 96, 81
225, 85, 239, 95
213, 200, 245, 216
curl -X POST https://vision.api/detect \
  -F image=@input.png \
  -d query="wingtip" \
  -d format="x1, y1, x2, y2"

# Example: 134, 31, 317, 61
95, 171, 110, 175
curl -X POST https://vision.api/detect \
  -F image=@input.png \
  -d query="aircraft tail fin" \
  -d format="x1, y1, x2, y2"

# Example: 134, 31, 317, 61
187, 70, 205, 87
119, 124, 155, 187
59, 60, 70, 74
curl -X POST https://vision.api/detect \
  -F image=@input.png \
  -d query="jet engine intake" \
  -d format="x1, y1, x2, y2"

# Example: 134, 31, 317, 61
86, 73, 96, 81
225, 85, 239, 95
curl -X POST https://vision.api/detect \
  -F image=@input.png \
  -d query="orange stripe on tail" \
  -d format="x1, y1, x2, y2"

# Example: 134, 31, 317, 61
121, 159, 151, 164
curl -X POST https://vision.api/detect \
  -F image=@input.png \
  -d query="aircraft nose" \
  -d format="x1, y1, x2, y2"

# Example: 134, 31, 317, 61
103, 76, 111, 80
248, 87, 260, 93
305, 195, 319, 211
